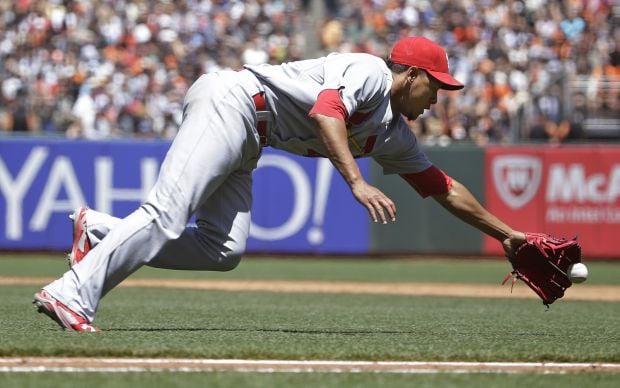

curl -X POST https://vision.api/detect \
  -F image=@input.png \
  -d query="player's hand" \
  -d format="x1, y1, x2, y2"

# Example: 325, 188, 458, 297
502, 231, 526, 260
351, 181, 396, 224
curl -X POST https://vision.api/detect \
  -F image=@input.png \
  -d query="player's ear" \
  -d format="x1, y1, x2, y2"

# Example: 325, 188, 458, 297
406, 67, 420, 83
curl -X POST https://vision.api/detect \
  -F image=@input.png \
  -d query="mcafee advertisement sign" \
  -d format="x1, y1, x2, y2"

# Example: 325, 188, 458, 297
484, 146, 620, 258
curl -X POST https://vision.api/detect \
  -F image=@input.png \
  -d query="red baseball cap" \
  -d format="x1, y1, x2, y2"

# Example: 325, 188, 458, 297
389, 36, 464, 90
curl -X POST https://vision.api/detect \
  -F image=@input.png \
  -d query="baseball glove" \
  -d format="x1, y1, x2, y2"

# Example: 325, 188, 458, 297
502, 233, 581, 307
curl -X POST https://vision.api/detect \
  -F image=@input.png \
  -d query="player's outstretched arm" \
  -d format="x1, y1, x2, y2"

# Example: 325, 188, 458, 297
431, 179, 525, 258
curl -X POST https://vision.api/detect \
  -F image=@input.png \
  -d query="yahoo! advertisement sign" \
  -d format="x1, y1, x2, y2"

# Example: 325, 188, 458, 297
250, 149, 368, 253
0, 138, 368, 254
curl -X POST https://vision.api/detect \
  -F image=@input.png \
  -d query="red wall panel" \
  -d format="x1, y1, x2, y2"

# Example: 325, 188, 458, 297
484, 146, 620, 259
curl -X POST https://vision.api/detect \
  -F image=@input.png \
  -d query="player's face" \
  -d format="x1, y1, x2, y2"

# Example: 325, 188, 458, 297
395, 69, 440, 121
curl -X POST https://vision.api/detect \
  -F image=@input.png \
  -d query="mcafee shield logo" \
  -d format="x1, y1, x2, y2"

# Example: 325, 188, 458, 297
492, 155, 542, 209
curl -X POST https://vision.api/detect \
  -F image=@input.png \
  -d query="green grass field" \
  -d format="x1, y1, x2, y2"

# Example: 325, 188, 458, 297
1, 254, 619, 387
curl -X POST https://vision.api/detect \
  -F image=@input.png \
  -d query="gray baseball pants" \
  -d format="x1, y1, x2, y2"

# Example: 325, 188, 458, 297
44, 70, 265, 321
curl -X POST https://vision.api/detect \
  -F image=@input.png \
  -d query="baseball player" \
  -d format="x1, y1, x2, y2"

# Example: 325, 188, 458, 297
34, 36, 526, 331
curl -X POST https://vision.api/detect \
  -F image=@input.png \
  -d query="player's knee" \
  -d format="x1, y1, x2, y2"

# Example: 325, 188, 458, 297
216, 255, 241, 272
215, 245, 244, 271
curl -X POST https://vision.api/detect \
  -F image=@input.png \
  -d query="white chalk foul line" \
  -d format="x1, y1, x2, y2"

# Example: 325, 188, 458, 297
1, 358, 619, 374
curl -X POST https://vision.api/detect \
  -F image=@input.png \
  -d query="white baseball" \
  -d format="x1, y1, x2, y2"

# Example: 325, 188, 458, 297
568, 263, 588, 283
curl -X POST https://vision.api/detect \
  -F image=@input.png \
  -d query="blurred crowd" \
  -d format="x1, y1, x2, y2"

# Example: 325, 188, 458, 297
0, 0, 618, 145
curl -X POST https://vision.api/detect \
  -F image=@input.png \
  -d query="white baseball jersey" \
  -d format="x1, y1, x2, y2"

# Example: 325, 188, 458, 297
245, 53, 432, 175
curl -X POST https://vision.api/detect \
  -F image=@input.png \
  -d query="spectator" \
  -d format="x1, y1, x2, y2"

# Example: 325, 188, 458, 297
0, 0, 617, 143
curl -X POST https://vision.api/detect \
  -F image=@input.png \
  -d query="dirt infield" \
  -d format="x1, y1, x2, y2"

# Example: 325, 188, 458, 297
2, 357, 620, 374
2, 276, 619, 301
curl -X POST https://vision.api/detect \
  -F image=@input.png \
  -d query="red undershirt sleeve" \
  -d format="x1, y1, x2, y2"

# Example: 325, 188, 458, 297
308, 89, 348, 121
400, 166, 453, 198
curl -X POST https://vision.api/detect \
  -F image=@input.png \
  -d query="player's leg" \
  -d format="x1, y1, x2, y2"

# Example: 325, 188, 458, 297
70, 172, 251, 271
147, 170, 252, 271
70, 170, 251, 271
39, 72, 261, 323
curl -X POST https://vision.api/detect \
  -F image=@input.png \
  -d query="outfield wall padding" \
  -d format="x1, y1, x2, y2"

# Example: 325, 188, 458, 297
370, 145, 486, 255
1, 138, 619, 258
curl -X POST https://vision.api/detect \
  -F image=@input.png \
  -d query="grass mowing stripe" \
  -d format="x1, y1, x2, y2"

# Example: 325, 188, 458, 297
2, 372, 620, 388
2, 255, 620, 285
2, 358, 620, 374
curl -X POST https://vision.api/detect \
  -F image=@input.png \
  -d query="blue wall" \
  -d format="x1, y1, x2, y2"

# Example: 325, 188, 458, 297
0, 138, 368, 254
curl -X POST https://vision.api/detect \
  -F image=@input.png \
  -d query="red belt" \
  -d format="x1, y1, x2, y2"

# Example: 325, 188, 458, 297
252, 92, 269, 146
